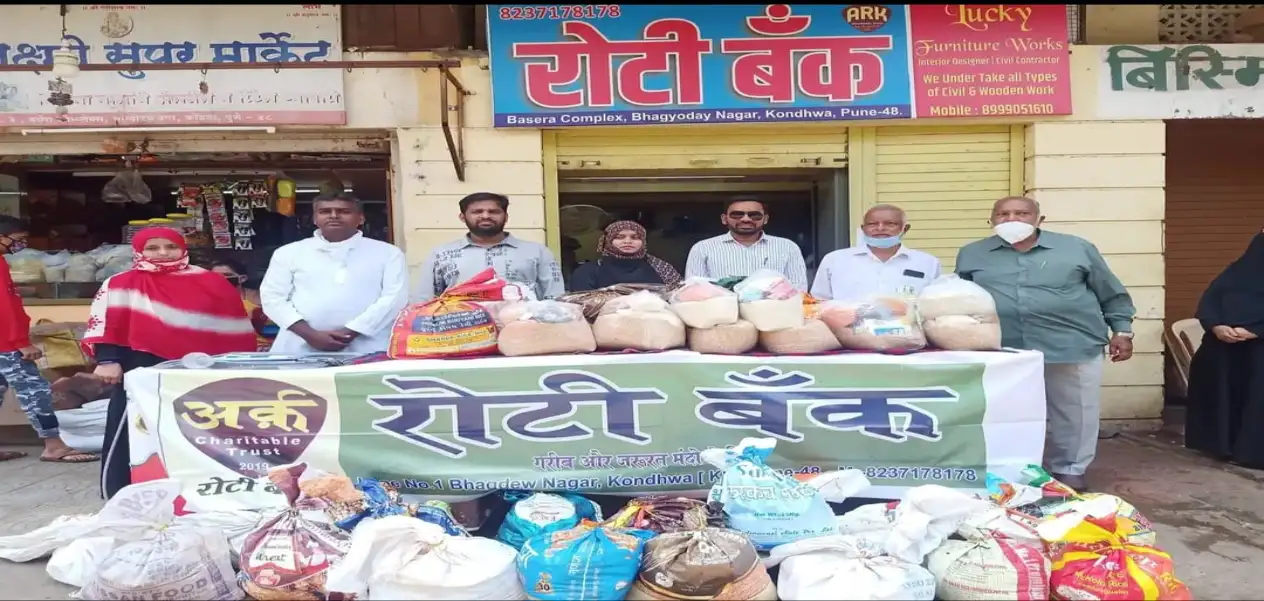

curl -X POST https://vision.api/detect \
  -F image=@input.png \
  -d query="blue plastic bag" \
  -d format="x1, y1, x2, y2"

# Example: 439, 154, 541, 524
702, 437, 864, 551
335, 478, 409, 530
517, 524, 653, 601
497, 491, 602, 550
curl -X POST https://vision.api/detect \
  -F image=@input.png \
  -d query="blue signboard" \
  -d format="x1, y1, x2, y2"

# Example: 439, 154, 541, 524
487, 4, 912, 127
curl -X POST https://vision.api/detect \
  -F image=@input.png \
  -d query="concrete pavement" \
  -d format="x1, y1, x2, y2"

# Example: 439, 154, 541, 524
0, 433, 1261, 599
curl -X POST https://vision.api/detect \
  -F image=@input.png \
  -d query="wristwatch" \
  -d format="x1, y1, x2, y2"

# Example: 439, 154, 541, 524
1114, 332, 1134, 339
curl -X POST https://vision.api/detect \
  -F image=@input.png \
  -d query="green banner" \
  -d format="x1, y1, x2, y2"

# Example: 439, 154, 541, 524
333, 358, 988, 494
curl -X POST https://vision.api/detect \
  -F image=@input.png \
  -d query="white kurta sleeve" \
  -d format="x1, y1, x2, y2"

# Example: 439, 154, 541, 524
260, 248, 304, 331
345, 247, 409, 337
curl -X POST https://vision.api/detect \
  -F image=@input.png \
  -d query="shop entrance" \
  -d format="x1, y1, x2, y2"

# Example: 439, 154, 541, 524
556, 168, 847, 288
1164, 119, 1264, 403
0, 150, 392, 303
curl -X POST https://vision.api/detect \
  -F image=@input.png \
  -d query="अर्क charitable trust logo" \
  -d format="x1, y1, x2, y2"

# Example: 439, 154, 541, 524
173, 377, 327, 478
843, 4, 891, 33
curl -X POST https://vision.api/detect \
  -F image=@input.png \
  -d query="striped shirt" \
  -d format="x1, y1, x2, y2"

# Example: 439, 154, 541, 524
685, 232, 809, 291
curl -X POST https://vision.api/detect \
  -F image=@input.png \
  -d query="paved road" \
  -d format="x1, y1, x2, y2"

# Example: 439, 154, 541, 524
1, 434, 1261, 599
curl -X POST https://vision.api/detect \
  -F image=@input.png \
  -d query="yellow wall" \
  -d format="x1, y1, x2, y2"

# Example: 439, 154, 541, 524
396, 57, 547, 276
1084, 5, 1161, 44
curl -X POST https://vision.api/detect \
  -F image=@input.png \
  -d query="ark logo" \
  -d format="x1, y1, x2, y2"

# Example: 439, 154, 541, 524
844, 4, 892, 33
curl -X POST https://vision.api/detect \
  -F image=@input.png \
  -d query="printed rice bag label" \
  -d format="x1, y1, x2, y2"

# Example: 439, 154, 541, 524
388, 298, 498, 359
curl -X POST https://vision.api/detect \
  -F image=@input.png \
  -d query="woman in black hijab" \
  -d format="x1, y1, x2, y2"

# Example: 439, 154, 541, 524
1184, 231, 1264, 468
569, 220, 682, 291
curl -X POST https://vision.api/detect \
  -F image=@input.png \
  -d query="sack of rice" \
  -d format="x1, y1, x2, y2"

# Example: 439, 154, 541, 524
239, 463, 351, 600
687, 320, 757, 354
819, 297, 926, 352
927, 532, 1051, 601
733, 270, 804, 332
917, 275, 1002, 351
593, 290, 686, 351
388, 268, 513, 359
1041, 513, 1191, 600
668, 278, 739, 328
627, 528, 777, 600
326, 516, 524, 600
924, 315, 1003, 351
766, 534, 936, 601
517, 523, 653, 600
498, 301, 596, 356
759, 319, 841, 354
497, 491, 602, 551
918, 274, 998, 320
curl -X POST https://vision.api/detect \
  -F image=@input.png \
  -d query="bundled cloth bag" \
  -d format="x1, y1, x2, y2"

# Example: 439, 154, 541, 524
819, 296, 926, 352
918, 275, 1002, 351
733, 270, 804, 332
6, 248, 47, 283
517, 522, 654, 600
1039, 509, 1191, 600
605, 495, 727, 534
835, 485, 993, 564
628, 527, 776, 600
498, 301, 597, 356
326, 516, 524, 600
687, 320, 758, 354
68, 480, 242, 600
702, 438, 871, 551
389, 268, 527, 359
559, 283, 671, 322
29, 320, 90, 370
497, 491, 603, 551
766, 534, 936, 601
593, 290, 686, 351
239, 463, 352, 600
668, 278, 739, 328
987, 467, 1157, 546
926, 531, 1051, 601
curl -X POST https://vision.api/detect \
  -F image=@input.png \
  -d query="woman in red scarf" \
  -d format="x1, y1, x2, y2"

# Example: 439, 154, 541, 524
83, 227, 256, 499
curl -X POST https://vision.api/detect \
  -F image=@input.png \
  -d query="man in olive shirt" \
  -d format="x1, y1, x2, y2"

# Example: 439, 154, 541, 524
956, 196, 1136, 491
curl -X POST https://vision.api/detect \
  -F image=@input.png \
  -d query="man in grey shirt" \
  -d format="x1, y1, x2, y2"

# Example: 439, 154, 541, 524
955, 196, 1136, 491
685, 197, 809, 290
414, 192, 565, 301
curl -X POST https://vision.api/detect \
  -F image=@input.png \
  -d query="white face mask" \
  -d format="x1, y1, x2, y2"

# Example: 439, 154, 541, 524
993, 221, 1037, 245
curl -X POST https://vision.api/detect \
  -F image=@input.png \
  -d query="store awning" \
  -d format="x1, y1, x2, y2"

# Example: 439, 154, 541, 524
438, 64, 471, 181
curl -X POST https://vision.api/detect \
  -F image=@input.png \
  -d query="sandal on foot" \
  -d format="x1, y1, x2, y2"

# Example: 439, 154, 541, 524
40, 452, 100, 464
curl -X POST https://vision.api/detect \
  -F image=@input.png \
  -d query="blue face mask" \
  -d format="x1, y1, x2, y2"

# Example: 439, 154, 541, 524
863, 233, 902, 249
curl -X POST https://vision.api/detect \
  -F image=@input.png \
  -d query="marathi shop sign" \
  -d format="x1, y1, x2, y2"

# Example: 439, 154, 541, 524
486, 3, 1072, 127
1098, 44, 1264, 119
0, 4, 345, 127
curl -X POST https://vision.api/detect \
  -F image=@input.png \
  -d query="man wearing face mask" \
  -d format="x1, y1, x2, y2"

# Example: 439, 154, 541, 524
810, 204, 940, 301
956, 196, 1135, 491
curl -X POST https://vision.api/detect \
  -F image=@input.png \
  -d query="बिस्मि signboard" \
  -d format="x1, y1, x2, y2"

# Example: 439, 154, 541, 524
485, 4, 1072, 127
908, 4, 1072, 118
126, 350, 1048, 513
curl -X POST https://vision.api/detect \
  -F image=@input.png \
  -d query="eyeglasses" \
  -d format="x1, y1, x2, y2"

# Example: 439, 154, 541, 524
727, 211, 765, 220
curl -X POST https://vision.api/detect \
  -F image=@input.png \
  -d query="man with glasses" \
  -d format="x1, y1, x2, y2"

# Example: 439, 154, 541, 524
685, 197, 809, 290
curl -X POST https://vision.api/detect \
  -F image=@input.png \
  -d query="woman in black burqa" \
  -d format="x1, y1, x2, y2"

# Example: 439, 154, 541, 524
568, 220, 682, 291
1184, 230, 1264, 468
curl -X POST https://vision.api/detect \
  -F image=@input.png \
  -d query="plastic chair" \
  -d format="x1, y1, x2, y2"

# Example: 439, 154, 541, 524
1165, 318, 1204, 397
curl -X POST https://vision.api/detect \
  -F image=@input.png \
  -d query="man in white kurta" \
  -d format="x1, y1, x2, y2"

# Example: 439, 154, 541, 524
261, 194, 409, 355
